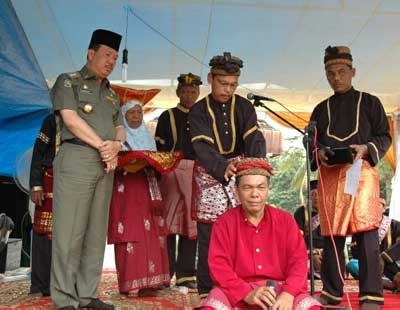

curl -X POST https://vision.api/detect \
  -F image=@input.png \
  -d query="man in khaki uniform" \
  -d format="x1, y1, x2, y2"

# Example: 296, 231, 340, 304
50, 29, 125, 309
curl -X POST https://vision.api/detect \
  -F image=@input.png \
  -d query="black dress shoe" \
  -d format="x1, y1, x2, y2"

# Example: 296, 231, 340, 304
57, 307, 75, 310
80, 298, 114, 309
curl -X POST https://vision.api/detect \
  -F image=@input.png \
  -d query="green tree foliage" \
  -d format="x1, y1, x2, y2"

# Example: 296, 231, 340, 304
268, 148, 306, 213
378, 159, 394, 202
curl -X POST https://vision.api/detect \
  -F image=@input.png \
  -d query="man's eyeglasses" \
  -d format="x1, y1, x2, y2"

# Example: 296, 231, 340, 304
215, 77, 238, 90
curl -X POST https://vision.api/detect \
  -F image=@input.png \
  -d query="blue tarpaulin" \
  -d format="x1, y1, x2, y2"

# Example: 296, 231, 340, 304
0, 0, 51, 178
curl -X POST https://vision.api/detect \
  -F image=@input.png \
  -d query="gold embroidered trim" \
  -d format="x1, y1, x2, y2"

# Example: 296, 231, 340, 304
321, 290, 342, 301
192, 135, 214, 144
368, 142, 380, 162
175, 276, 196, 284
381, 251, 392, 263
168, 109, 178, 150
176, 104, 190, 113
359, 295, 384, 302
326, 92, 362, 141
31, 186, 44, 191
38, 132, 50, 144
154, 136, 165, 145
243, 125, 257, 140
33, 210, 52, 234
304, 207, 309, 226
387, 229, 392, 248
206, 95, 236, 154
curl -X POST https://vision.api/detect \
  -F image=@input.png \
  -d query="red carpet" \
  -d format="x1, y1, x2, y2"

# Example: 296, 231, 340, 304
312, 280, 400, 309
0, 272, 399, 309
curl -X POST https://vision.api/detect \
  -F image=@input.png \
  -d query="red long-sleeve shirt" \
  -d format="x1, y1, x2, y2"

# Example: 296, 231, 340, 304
208, 205, 308, 306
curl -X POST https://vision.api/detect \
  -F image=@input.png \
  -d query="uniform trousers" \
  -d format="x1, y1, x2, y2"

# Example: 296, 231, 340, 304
51, 143, 114, 308
321, 229, 383, 305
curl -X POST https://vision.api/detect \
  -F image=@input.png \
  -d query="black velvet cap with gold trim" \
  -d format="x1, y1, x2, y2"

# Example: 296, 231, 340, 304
209, 52, 243, 76
324, 45, 353, 68
177, 73, 202, 86
88, 29, 122, 52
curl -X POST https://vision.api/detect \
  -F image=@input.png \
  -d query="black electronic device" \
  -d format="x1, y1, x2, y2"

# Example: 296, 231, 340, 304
326, 147, 355, 165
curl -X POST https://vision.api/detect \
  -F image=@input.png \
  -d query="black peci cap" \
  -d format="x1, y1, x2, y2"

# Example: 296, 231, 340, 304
88, 29, 122, 52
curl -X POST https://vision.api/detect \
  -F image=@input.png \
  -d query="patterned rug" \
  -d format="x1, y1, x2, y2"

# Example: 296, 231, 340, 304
1, 271, 399, 309
0, 270, 200, 309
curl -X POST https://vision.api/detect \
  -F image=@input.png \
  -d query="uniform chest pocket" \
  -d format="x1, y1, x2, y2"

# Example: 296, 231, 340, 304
77, 91, 97, 115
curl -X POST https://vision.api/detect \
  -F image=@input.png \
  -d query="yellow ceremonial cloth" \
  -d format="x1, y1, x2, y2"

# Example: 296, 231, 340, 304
318, 160, 381, 236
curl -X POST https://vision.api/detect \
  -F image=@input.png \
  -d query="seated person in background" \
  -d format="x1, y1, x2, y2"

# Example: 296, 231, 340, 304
347, 198, 400, 290
294, 180, 324, 278
199, 158, 322, 310
380, 236, 400, 291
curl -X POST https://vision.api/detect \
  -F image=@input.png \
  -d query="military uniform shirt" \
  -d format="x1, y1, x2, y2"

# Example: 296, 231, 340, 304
51, 66, 123, 141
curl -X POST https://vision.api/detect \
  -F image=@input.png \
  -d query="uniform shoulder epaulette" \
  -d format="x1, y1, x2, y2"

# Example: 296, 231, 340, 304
66, 71, 80, 78
62, 71, 81, 88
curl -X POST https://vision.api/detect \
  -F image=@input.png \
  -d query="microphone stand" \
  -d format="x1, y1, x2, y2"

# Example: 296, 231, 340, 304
254, 99, 317, 295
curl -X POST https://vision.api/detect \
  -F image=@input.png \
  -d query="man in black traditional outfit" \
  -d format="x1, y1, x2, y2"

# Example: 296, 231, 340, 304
308, 45, 391, 310
188, 52, 266, 298
155, 73, 202, 289
29, 113, 58, 296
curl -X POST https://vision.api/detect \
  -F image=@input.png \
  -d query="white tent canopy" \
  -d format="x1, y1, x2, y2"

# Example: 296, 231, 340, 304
11, 0, 400, 113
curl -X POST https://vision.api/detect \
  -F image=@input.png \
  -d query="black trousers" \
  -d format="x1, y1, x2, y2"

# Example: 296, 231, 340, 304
196, 222, 213, 295
321, 229, 383, 305
30, 232, 52, 296
167, 234, 197, 281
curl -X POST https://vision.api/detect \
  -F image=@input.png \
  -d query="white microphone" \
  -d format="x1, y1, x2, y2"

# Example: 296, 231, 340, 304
122, 48, 128, 82
247, 93, 276, 102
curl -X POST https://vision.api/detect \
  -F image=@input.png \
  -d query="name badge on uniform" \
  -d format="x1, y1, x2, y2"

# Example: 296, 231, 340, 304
106, 95, 119, 105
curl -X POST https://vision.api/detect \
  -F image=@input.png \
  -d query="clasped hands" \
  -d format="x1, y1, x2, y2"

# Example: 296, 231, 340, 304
244, 286, 294, 310
98, 140, 121, 173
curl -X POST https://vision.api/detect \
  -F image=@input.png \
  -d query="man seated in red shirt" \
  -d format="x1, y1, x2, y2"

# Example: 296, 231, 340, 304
199, 158, 322, 309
